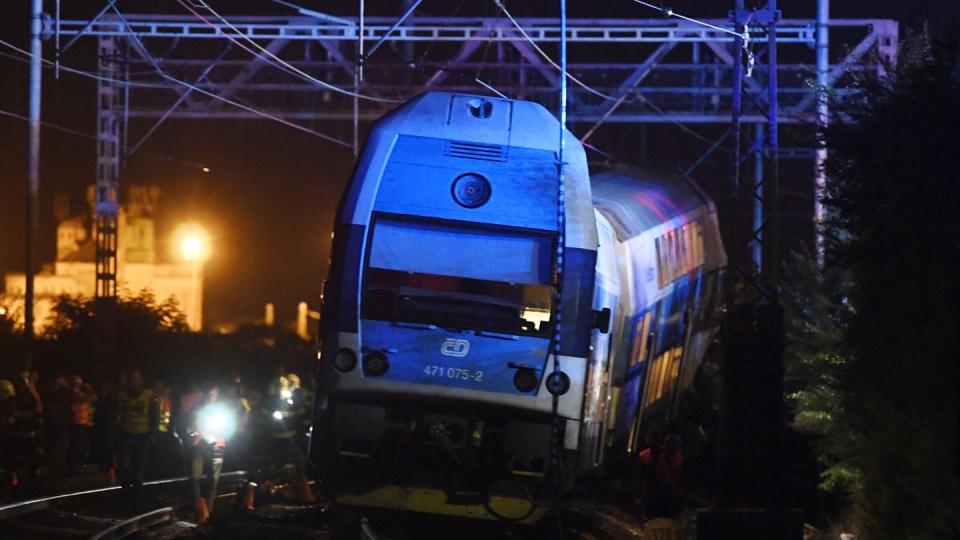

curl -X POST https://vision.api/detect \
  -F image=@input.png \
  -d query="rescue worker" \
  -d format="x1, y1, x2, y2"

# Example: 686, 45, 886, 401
11, 371, 43, 491
116, 370, 158, 510
186, 384, 233, 525
44, 374, 72, 473
68, 375, 97, 473
638, 433, 685, 518
223, 376, 252, 471
0, 379, 17, 487
150, 380, 178, 478
267, 374, 315, 503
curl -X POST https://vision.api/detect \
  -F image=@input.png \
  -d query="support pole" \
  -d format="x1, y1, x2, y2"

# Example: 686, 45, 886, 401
814, 0, 829, 266
752, 122, 764, 273
725, 0, 745, 301
767, 0, 780, 292
95, 35, 121, 299
353, 0, 364, 156
25, 0, 43, 365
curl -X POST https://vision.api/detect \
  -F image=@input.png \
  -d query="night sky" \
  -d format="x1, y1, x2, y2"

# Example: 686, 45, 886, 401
1, 1, 957, 329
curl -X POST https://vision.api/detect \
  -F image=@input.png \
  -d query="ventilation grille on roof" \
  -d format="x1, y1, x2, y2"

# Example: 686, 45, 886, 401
443, 140, 508, 162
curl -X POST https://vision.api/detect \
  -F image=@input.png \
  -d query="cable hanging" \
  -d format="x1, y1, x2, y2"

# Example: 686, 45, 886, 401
1, 22, 349, 146
629, 0, 757, 77
182, 0, 400, 104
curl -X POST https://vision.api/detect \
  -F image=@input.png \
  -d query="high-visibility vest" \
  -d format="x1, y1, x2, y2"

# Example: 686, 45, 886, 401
119, 389, 154, 435
72, 400, 94, 426
156, 396, 172, 433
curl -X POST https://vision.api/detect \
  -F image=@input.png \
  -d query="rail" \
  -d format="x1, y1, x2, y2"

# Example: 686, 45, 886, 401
90, 506, 174, 540
0, 470, 247, 520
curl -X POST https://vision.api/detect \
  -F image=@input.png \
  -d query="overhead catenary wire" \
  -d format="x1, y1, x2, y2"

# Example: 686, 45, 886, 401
180, 0, 400, 104
108, 5, 352, 148
492, 0, 718, 148
628, 0, 757, 75
268, 0, 353, 26
629, 0, 746, 39
0, 40, 168, 89
492, 0, 616, 101
0, 107, 91, 139
0, 35, 348, 147
0, 106, 215, 170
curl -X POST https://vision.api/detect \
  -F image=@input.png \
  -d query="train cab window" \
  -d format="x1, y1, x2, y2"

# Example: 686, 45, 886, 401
363, 217, 555, 338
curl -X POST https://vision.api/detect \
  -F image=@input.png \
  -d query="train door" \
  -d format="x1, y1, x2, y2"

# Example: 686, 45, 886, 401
580, 211, 619, 469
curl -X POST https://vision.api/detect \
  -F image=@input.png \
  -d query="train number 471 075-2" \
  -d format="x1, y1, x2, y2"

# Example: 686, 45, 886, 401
423, 365, 484, 382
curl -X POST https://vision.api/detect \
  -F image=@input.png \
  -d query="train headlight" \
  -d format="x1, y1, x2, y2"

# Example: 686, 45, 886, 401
545, 371, 571, 396
451, 173, 491, 209
332, 348, 358, 373
513, 368, 538, 393
197, 403, 237, 442
362, 352, 389, 376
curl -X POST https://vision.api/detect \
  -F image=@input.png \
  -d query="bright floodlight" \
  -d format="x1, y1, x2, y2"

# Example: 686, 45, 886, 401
198, 403, 237, 442
177, 223, 211, 262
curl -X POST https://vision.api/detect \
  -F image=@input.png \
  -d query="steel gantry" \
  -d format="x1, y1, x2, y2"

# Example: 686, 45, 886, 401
45, 10, 896, 295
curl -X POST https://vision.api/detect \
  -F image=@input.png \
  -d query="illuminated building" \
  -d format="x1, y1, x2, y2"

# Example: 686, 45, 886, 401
2, 186, 205, 332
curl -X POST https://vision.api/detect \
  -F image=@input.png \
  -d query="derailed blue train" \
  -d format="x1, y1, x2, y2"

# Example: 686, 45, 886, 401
313, 92, 725, 521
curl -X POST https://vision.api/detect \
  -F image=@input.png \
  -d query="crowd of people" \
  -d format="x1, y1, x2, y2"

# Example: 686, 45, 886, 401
0, 366, 315, 522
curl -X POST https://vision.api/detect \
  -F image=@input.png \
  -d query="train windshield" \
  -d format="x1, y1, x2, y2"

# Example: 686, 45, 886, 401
362, 217, 555, 338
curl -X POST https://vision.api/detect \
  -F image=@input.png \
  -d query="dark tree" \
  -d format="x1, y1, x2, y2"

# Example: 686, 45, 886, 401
43, 291, 188, 380
819, 26, 960, 539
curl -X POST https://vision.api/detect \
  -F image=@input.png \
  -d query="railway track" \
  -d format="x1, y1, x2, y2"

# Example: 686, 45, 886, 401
0, 471, 247, 539
0, 472, 671, 539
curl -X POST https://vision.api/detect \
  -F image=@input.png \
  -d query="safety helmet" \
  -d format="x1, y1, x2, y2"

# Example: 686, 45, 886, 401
286, 373, 300, 389
0, 379, 15, 399
269, 375, 289, 396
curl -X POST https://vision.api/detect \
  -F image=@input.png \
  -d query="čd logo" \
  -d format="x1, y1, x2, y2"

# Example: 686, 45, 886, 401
440, 338, 470, 357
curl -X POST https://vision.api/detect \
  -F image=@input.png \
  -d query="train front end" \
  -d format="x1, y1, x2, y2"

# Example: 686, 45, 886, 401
314, 92, 597, 521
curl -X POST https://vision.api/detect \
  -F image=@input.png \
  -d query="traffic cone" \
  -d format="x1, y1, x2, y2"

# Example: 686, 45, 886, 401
243, 482, 257, 511
108, 466, 117, 485
9, 472, 18, 487
298, 476, 316, 504
196, 498, 210, 526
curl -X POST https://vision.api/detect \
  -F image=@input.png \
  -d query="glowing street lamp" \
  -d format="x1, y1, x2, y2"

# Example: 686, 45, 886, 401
174, 223, 210, 330
178, 224, 211, 262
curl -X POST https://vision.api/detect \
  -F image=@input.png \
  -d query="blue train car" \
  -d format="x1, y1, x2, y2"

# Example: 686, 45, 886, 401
590, 167, 726, 461
313, 92, 725, 522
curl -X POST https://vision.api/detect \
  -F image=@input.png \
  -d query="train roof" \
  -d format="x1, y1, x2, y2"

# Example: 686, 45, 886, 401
591, 166, 715, 240
376, 91, 572, 153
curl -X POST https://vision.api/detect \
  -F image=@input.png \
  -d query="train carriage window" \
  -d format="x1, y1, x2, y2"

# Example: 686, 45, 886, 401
680, 224, 690, 274
655, 237, 664, 289
687, 222, 697, 270
672, 229, 681, 279
688, 221, 699, 269
629, 312, 652, 368
696, 222, 705, 267
665, 231, 675, 285
641, 345, 684, 412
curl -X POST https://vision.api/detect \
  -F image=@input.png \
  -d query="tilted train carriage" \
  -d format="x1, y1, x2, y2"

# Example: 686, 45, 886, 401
312, 92, 725, 522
